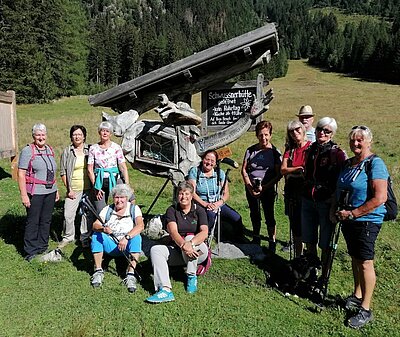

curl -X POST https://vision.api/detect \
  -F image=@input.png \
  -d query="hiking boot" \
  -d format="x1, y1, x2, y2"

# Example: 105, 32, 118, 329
281, 244, 293, 253
187, 274, 198, 294
348, 307, 373, 329
81, 238, 91, 248
91, 269, 104, 288
344, 294, 362, 311
123, 273, 137, 293
146, 289, 175, 304
268, 240, 277, 254
24, 254, 36, 262
38, 249, 63, 262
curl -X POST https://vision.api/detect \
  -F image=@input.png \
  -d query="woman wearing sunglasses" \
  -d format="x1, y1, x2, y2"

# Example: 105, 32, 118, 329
333, 125, 388, 329
302, 117, 346, 275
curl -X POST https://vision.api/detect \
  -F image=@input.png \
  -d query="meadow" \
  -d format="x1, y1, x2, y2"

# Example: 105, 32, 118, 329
0, 60, 399, 336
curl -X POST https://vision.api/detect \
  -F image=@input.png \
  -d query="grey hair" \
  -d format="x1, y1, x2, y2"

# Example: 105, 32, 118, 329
285, 120, 307, 149
316, 117, 337, 136
111, 184, 133, 198
32, 123, 47, 136
98, 121, 114, 133
348, 126, 373, 143
178, 180, 194, 194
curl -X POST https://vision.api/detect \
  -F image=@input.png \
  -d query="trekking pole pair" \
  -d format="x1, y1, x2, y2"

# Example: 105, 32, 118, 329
313, 220, 342, 308
80, 195, 142, 281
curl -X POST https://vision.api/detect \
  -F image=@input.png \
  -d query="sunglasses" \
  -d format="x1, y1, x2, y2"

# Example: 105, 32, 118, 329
352, 125, 369, 131
316, 127, 333, 135
289, 127, 302, 133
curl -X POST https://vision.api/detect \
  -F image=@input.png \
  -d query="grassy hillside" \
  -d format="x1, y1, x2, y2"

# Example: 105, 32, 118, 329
0, 60, 399, 336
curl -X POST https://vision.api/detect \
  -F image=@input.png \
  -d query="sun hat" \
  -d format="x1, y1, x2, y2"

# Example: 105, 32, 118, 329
296, 105, 314, 117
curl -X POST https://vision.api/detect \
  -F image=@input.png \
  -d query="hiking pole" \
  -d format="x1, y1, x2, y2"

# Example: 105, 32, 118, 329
217, 168, 231, 254
314, 221, 342, 309
79, 196, 142, 281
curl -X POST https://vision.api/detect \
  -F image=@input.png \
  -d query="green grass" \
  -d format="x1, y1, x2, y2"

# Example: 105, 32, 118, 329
0, 60, 399, 336
310, 7, 388, 29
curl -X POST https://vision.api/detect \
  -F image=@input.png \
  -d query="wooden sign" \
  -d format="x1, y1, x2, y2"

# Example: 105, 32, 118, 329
201, 80, 264, 134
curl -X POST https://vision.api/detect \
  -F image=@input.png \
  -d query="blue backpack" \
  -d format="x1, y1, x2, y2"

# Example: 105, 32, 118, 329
365, 155, 398, 221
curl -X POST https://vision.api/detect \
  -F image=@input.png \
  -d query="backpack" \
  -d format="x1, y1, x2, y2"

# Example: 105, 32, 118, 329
105, 203, 136, 224
197, 248, 212, 276
25, 143, 56, 195
195, 164, 223, 201
365, 155, 398, 221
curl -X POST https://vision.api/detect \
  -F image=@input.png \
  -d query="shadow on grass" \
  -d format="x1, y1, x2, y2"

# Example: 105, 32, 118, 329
0, 166, 12, 180
0, 200, 65, 258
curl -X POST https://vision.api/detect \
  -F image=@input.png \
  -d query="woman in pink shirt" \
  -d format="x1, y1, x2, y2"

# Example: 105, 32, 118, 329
281, 120, 311, 257
88, 121, 130, 212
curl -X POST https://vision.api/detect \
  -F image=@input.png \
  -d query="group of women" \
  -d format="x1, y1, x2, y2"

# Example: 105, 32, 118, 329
271, 117, 387, 329
17, 113, 390, 328
18, 121, 129, 258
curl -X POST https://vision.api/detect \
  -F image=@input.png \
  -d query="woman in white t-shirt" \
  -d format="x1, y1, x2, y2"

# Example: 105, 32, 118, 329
90, 184, 144, 293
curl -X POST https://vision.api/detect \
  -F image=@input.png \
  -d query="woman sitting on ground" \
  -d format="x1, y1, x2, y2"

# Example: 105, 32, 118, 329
146, 181, 209, 303
90, 184, 144, 293
334, 125, 388, 329
87, 121, 130, 213
281, 120, 312, 258
188, 149, 246, 242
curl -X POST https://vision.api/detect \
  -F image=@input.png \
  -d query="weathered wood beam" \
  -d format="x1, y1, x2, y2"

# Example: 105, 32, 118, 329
89, 23, 279, 113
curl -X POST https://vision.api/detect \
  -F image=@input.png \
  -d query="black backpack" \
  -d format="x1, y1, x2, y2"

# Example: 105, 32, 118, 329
365, 155, 398, 221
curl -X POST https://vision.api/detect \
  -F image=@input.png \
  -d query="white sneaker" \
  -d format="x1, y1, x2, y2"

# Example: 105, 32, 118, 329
58, 239, 73, 248
123, 273, 137, 293
91, 269, 104, 288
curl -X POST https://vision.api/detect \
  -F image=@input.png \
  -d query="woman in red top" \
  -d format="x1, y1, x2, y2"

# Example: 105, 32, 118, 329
281, 120, 312, 257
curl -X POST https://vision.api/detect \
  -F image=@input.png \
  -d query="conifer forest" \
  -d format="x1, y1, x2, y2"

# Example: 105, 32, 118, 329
1, 0, 400, 103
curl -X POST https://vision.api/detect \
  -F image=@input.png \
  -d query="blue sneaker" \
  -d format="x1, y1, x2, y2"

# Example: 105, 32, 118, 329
187, 275, 197, 294
146, 289, 175, 303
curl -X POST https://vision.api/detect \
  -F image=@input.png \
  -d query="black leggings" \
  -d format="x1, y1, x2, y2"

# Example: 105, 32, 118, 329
245, 187, 276, 237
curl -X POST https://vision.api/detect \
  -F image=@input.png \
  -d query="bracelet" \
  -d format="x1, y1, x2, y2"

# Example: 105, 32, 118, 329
180, 242, 186, 249
190, 240, 196, 249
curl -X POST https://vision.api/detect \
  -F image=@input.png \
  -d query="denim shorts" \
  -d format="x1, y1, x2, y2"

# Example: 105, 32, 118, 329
341, 221, 381, 260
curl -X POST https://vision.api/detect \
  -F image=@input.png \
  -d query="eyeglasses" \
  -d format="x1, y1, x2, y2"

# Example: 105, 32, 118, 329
352, 125, 369, 131
316, 127, 333, 135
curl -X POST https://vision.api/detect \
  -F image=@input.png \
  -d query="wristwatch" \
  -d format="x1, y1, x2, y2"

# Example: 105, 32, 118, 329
124, 234, 131, 240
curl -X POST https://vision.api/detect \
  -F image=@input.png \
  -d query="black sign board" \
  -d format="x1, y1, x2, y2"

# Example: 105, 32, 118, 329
201, 81, 263, 134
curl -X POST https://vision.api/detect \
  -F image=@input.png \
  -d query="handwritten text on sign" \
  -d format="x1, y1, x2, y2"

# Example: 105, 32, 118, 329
206, 88, 256, 127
